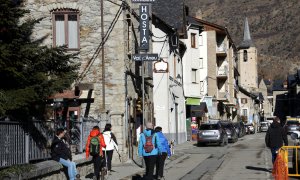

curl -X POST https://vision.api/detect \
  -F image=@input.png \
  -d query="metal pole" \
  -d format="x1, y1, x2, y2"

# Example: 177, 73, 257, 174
101, 0, 105, 110
142, 60, 145, 129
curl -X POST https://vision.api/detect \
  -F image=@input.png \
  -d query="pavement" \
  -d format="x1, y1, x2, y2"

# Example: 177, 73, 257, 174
81, 141, 211, 180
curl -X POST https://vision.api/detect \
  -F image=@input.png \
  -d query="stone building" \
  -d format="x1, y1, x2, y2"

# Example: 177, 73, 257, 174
23, 0, 155, 163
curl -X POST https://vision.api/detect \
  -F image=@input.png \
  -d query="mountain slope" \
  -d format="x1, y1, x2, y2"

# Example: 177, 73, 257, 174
185, 0, 300, 80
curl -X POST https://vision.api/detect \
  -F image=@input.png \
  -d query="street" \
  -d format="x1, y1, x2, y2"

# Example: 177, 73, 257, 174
115, 132, 275, 180
169, 132, 272, 180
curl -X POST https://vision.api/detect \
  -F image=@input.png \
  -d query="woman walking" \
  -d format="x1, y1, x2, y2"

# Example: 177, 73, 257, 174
102, 123, 118, 174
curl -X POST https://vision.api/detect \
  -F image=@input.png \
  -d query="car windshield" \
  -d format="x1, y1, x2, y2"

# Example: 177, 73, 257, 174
261, 123, 268, 127
287, 121, 299, 125
200, 124, 219, 130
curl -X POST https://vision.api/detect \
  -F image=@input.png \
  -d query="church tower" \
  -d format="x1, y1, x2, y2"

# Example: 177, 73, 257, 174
238, 17, 258, 91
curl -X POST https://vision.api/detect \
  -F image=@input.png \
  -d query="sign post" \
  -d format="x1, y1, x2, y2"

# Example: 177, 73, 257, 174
132, 0, 157, 131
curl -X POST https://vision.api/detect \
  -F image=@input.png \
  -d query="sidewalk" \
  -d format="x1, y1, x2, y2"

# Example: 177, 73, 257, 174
98, 141, 209, 180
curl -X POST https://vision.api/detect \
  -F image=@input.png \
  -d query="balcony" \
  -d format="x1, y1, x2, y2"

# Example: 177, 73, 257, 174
217, 66, 228, 79
216, 43, 227, 56
217, 91, 229, 101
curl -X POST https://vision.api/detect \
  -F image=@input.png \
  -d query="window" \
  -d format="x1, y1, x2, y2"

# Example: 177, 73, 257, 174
199, 58, 203, 68
242, 109, 247, 116
200, 81, 204, 92
53, 11, 79, 49
191, 69, 197, 83
191, 33, 196, 48
241, 98, 247, 104
243, 50, 248, 62
199, 35, 203, 46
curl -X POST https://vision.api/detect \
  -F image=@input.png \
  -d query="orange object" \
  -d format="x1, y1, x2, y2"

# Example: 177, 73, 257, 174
272, 153, 288, 180
86, 129, 106, 158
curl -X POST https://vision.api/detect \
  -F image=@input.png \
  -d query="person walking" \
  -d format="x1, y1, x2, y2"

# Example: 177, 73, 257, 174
154, 126, 171, 180
86, 126, 106, 180
265, 117, 288, 164
102, 123, 118, 174
138, 122, 163, 180
51, 128, 80, 180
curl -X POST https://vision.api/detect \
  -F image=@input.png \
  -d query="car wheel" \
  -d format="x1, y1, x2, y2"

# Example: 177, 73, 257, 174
197, 142, 204, 147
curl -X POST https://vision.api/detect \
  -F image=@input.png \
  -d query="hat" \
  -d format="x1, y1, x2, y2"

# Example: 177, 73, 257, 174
146, 122, 153, 129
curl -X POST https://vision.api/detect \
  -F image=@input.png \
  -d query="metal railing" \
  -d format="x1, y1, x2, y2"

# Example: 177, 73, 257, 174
0, 116, 109, 168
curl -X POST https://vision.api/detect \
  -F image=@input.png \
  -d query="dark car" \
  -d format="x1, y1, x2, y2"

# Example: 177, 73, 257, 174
220, 121, 238, 143
285, 120, 300, 135
233, 121, 246, 138
197, 122, 228, 146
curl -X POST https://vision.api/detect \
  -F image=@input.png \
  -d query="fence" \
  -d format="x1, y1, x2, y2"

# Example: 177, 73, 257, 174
0, 115, 109, 168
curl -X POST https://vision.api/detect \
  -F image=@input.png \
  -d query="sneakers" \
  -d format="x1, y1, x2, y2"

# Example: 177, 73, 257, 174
75, 174, 81, 180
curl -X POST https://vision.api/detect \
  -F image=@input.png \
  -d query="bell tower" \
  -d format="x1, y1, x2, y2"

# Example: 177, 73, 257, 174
238, 17, 258, 91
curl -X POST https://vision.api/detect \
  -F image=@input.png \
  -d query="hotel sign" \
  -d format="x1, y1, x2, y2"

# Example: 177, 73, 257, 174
139, 5, 149, 50
132, 54, 159, 61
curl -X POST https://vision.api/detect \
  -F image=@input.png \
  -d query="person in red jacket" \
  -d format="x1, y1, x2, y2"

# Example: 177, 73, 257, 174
86, 126, 106, 180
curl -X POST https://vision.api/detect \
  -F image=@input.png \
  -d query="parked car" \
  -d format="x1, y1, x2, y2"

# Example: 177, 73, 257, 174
233, 121, 246, 138
220, 121, 238, 143
197, 121, 228, 146
245, 123, 255, 134
285, 120, 300, 135
258, 122, 269, 132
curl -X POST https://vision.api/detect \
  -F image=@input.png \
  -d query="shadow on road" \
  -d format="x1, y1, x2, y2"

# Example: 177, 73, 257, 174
246, 166, 272, 173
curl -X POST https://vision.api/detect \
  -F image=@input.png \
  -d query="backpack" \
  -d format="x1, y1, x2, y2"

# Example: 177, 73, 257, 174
90, 136, 100, 156
144, 135, 155, 153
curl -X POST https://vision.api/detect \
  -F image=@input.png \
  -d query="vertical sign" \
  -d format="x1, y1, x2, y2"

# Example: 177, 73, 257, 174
139, 5, 149, 50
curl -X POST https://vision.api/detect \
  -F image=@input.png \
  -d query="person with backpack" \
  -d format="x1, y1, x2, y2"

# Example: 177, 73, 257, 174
102, 123, 119, 174
51, 128, 80, 180
154, 126, 171, 180
86, 126, 106, 180
138, 122, 163, 179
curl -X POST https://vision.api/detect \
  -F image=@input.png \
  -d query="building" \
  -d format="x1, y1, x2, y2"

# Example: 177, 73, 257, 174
186, 17, 239, 122
152, 0, 187, 144
23, 0, 155, 163
237, 17, 262, 125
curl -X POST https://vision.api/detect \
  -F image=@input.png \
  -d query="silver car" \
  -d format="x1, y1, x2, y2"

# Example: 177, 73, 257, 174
197, 122, 228, 146
259, 122, 269, 132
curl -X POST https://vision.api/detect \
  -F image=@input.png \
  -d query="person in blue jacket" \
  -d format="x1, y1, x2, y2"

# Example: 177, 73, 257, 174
154, 126, 171, 180
138, 122, 163, 179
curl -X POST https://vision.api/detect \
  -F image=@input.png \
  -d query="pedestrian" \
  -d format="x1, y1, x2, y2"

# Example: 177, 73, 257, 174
51, 128, 80, 180
138, 122, 163, 180
265, 117, 288, 164
154, 126, 171, 180
102, 123, 119, 174
86, 126, 106, 180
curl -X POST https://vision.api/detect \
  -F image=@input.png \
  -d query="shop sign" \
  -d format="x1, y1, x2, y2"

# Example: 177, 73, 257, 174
154, 60, 168, 73
139, 5, 149, 50
132, 54, 159, 61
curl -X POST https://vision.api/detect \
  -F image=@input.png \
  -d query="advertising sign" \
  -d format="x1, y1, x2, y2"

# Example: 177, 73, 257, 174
154, 60, 168, 73
139, 5, 149, 50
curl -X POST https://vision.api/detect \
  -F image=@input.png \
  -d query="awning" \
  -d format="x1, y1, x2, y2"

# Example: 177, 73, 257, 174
79, 90, 95, 99
186, 98, 200, 105
190, 102, 208, 117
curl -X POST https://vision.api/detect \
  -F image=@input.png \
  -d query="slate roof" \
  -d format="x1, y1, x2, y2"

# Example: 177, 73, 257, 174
272, 80, 286, 91
152, 0, 187, 37
238, 17, 255, 49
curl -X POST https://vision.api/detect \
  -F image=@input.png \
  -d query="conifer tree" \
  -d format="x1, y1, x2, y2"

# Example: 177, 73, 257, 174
0, 0, 79, 119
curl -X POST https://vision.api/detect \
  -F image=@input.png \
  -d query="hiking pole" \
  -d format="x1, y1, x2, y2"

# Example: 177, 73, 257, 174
113, 145, 122, 162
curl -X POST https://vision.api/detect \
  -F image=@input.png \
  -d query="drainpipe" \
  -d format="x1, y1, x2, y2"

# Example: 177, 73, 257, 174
101, 0, 105, 110
125, 72, 129, 159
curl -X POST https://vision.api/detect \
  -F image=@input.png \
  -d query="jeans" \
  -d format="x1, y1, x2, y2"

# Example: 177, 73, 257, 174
93, 155, 103, 179
103, 150, 114, 171
156, 152, 167, 178
59, 158, 77, 180
271, 147, 280, 164
144, 155, 158, 179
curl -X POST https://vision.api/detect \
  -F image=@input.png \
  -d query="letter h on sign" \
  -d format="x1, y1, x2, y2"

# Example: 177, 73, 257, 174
139, 5, 149, 50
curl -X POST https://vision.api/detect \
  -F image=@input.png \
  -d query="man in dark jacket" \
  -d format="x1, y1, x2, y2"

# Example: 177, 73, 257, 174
51, 128, 80, 180
265, 117, 288, 164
